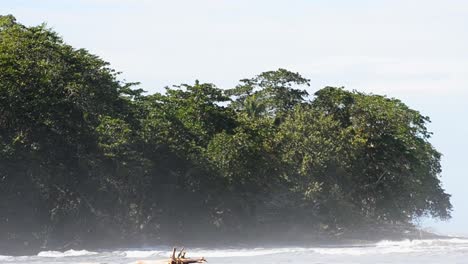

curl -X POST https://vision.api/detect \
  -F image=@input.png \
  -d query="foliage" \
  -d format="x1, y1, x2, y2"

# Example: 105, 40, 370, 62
0, 16, 452, 250
225, 68, 310, 117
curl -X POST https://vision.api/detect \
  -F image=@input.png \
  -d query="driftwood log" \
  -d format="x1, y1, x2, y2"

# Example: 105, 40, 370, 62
135, 247, 206, 264
168, 247, 207, 264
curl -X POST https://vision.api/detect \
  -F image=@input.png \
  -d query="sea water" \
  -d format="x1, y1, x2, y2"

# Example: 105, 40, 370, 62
1, 238, 468, 264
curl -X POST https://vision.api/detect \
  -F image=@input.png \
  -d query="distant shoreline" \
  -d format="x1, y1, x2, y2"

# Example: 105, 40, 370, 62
1, 224, 462, 256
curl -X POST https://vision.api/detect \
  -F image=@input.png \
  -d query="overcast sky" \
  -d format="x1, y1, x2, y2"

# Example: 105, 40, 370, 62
4, 0, 468, 236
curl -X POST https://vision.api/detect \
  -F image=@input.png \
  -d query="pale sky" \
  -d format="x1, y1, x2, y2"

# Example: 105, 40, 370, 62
3, 0, 468, 236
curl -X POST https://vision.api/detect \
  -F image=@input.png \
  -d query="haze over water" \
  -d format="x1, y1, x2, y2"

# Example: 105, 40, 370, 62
2, 238, 467, 264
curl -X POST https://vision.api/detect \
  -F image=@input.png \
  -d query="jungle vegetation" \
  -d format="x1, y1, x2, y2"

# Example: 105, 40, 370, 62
0, 15, 452, 251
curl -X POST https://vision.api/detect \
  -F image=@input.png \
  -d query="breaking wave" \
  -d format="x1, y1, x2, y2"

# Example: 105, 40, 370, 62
119, 238, 468, 258
1, 238, 467, 263
37, 249, 98, 257
117, 250, 166, 258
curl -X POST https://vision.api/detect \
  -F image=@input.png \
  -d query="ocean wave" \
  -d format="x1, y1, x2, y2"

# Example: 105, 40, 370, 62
118, 248, 311, 258
188, 238, 468, 257
37, 249, 98, 258
28, 238, 468, 261
118, 250, 166, 258
376, 238, 468, 247
186, 247, 312, 257
314, 238, 468, 255
114, 247, 314, 259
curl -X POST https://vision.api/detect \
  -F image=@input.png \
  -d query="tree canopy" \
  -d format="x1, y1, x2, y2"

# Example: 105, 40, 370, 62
0, 15, 451, 252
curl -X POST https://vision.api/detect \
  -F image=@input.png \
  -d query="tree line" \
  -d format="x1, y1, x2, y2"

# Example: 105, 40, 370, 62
0, 15, 451, 251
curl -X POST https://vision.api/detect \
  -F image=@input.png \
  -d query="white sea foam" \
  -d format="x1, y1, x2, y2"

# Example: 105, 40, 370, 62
117, 247, 313, 259
2, 238, 467, 263
312, 238, 468, 255
116, 239, 468, 259
184, 247, 312, 257
128, 261, 167, 264
375, 238, 468, 250
186, 238, 468, 257
37, 249, 98, 257
119, 248, 309, 259
119, 250, 166, 258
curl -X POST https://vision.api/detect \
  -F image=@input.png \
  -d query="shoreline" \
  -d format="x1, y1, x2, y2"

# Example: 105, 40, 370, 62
1, 225, 462, 257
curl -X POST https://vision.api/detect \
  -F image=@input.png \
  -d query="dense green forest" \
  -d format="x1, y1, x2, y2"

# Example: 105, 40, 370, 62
0, 15, 452, 252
